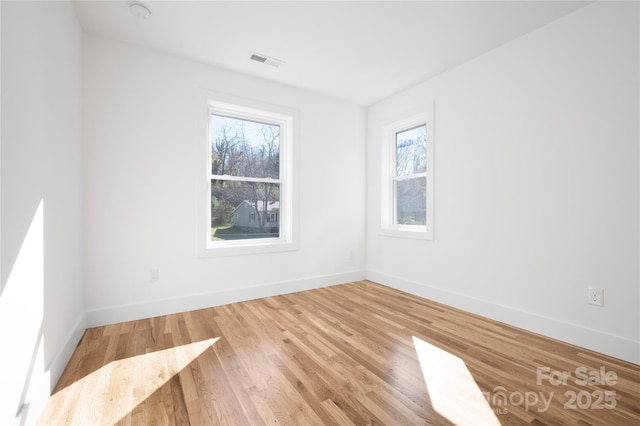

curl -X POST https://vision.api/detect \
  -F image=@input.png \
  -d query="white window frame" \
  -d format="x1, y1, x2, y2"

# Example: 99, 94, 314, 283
380, 106, 434, 240
197, 92, 299, 257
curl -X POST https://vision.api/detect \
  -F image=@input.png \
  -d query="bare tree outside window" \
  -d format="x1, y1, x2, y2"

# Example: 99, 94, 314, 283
394, 125, 427, 225
210, 114, 281, 240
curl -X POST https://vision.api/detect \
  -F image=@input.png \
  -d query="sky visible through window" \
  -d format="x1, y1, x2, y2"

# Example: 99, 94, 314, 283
209, 113, 281, 241
210, 114, 278, 151
396, 124, 427, 177
395, 124, 427, 226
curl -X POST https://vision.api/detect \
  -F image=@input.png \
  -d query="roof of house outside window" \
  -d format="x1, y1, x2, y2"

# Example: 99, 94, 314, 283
232, 200, 280, 213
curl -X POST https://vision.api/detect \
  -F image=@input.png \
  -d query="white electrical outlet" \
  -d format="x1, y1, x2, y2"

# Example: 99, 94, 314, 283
150, 269, 160, 282
587, 287, 603, 307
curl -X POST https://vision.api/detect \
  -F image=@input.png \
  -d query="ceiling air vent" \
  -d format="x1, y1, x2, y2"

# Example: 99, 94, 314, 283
250, 53, 284, 68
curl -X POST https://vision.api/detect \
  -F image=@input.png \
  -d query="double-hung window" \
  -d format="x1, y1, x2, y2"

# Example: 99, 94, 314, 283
198, 95, 298, 256
394, 124, 427, 224
381, 109, 434, 240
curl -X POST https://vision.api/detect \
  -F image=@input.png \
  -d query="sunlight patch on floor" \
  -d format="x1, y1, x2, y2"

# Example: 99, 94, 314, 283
38, 337, 219, 425
413, 336, 500, 425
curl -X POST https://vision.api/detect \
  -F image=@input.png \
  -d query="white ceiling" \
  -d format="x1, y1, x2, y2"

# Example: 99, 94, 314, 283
74, 1, 590, 106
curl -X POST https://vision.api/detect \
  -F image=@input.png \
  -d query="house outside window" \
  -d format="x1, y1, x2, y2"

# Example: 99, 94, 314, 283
198, 93, 299, 257
381, 107, 434, 240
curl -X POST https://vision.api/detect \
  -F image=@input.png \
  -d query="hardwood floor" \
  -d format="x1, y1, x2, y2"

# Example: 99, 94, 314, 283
38, 281, 639, 425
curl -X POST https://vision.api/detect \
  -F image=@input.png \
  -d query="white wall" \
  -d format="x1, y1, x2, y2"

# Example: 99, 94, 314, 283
2, 7, 637, 425
0, 2, 85, 424
367, 1, 639, 363
83, 35, 366, 325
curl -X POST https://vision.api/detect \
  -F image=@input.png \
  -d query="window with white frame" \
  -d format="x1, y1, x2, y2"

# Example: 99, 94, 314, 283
381, 109, 434, 240
198, 95, 298, 257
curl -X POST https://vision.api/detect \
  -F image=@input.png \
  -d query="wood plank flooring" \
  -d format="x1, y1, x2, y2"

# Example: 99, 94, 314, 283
38, 281, 640, 425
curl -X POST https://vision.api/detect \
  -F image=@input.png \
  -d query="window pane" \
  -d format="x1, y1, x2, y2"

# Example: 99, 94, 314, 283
211, 180, 280, 240
395, 177, 426, 225
396, 124, 426, 176
210, 114, 280, 179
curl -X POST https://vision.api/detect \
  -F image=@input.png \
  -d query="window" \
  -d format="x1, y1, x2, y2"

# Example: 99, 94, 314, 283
394, 124, 427, 225
381, 108, 434, 239
198, 94, 298, 256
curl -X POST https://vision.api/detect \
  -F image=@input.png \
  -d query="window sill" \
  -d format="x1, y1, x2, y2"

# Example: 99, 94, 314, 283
379, 227, 433, 241
198, 238, 298, 258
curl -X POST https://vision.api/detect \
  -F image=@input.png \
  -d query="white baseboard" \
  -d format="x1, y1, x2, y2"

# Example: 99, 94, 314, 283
46, 314, 87, 392
85, 270, 366, 328
367, 270, 639, 365
14, 313, 86, 426
20, 272, 363, 424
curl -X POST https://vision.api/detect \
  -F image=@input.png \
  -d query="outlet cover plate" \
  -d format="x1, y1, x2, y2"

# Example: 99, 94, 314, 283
587, 287, 603, 307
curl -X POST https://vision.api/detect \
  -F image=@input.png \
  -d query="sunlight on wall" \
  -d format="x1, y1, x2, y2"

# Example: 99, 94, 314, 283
0, 200, 47, 424
412, 336, 500, 425
39, 338, 219, 424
